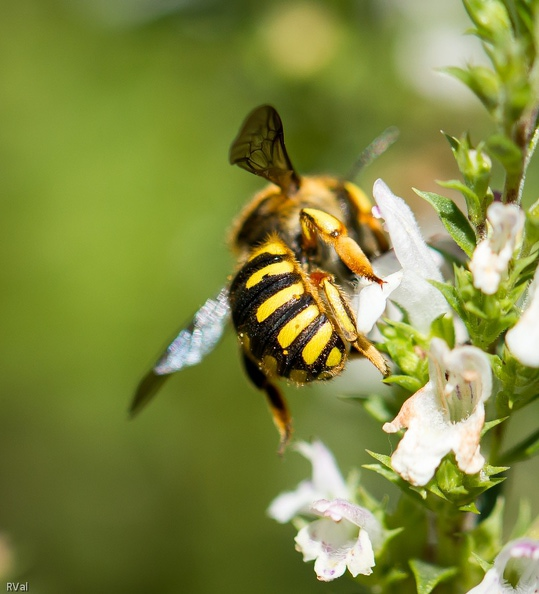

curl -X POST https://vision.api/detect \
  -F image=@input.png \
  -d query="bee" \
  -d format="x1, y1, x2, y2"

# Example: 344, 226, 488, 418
132, 105, 391, 450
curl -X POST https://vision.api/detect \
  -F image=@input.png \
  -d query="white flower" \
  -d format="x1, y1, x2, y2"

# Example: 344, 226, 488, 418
267, 440, 349, 523
295, 498, 382, 581
268, 440, 382, 582
383, 337, 492, 486
358, 179, 448, 334
470, 202, 524, 295
506, 266, 539, 367
467, 538, 539, 593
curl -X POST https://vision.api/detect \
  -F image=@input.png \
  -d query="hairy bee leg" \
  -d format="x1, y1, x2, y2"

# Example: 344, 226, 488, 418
242, 354, 292, 453
300, 208, 384, 285
319, 275, 390, 377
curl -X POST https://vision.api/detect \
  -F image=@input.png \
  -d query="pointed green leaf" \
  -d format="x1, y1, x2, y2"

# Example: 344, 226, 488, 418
442, 65, 500, 113
409, 559, 458, 594
481, 417, 508, 437
383, 374, 423, 393
414, 189, 477, 257
442, 131, 460, 152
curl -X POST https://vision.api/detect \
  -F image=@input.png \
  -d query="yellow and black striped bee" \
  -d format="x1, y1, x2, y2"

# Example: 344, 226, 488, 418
132, 105, 391, 449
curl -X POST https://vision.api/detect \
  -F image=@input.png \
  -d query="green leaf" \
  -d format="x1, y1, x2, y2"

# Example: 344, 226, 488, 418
481, 417, 508, 437
414, 189, 477, 257
430, 314, 456, 348
362, 463, 401, 485
409, 559, 458, 594
361, 393, 395, 423
429, 280, 466, 320
459, 501, 480, 513
383, 374, 423, 393
442, 65, 500, 113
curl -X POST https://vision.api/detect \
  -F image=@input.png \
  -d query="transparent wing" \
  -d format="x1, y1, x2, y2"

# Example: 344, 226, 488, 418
229, 105, 300, 193
130, 287, 230, 416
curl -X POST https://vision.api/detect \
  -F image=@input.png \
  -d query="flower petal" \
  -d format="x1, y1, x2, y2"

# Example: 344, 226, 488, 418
267, 440, 348, 523
356, 270, 403, 334
267, 480, 319, 524
295, 519, 351, 581
311, 498, 382, 546
347, 527, 375, 577
295, 440, 348, 499
383, 339, 491, 485
506, 267, 539, 367
466, 538, 539, 593
470, 202, 524, 295
373, 179, 449, 332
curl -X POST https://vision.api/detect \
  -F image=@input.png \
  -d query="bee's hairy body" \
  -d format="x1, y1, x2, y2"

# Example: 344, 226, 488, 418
229, 236, 348, 386
132, 105, 391, 450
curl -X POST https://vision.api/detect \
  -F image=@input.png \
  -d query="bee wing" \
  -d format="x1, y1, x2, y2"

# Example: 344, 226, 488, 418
130, 287, 230, 416
229, 105, 300, 194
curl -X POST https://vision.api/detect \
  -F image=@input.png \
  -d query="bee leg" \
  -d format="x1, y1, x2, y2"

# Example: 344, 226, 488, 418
317, 274, 389, 377
241, 353, 292, 454
300, 208, 384, 285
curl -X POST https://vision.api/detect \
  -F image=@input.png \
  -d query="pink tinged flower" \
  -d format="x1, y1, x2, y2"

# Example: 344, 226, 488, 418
466, 538, 539, 593
267, 440, 349, 523
506, 266, 539, 367
470, 202, 524, 295
383, 338, 492, 486
295, 499, 382, 582
369, 179, 449, 334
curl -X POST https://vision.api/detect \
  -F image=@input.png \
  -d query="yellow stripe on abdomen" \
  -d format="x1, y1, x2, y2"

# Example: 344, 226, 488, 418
246, 260, 295, 289
248, 240, 288, 261
326, 346, 342, 367
277, 304, 320, 348
256, 282, 304, 323
302, 321, 333, 365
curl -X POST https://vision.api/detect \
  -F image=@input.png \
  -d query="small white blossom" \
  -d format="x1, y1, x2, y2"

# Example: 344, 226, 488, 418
383, 337, 492, 486
268, 440, 382, 582
467, 538, 539, 594
295, 498, 382, 581
506, 266, 539, 367
470, 202, 524, 295
267, 440, 348, 523
362, 179, 449, 334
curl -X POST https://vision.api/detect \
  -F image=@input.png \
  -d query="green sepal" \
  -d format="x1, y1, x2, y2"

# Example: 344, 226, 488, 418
409, 559, 458, 594
425, 458, 507, 509
414, 189, 477, 257
442, 65, 500, 114
383, 374, 423, 393
492, 348, 539, 414
481, 416, 508, 438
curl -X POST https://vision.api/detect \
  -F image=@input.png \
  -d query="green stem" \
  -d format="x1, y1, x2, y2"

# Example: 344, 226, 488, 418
504, 109, 539, 204
432, 510, 474, 593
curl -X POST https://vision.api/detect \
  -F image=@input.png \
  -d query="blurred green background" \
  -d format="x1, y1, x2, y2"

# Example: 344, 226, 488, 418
0, 0, 538, 592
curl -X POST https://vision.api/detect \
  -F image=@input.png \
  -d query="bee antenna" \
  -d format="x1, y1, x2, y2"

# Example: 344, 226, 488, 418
347, 126, 399, 181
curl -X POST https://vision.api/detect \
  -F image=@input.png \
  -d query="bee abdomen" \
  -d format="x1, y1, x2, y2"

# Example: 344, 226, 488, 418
229, 238, 347, 384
